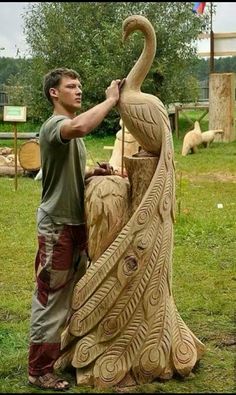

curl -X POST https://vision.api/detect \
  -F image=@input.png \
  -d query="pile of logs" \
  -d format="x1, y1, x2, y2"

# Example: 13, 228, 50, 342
0, 146, 23, 175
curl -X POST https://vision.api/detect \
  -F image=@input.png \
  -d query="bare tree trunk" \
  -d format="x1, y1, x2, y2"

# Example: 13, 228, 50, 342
209, 73, 236, 142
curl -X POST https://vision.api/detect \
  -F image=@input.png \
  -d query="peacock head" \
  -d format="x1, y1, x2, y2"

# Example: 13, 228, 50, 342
122, 15, 146, 42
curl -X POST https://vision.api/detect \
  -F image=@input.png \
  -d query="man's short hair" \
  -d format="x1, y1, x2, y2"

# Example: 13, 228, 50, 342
43, 68, 81, 103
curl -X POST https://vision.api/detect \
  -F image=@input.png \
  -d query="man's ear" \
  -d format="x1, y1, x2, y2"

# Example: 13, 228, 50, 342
49, 87, 58, 100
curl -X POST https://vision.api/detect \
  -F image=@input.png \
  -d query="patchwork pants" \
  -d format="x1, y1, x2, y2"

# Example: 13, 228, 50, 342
28, 208, 87, 377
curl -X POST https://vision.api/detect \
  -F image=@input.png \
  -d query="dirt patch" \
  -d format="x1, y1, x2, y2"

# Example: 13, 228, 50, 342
217, 335, 236, 350
181, 172, 236, 183
204, 333, 236, 350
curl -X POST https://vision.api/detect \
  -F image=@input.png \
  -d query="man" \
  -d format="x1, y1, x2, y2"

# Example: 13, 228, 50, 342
28, 68, 122, 390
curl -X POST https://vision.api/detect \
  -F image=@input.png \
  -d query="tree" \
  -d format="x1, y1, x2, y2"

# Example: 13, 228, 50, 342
191, 56, 236, 81
10, 2, 211, 133
0, 57, 28, 85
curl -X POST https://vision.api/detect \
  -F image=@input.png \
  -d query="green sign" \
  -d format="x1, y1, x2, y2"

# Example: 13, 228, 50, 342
3, 106, 27, 122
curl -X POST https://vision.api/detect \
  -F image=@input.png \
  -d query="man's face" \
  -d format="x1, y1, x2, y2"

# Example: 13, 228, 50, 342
50, 76, 82, 111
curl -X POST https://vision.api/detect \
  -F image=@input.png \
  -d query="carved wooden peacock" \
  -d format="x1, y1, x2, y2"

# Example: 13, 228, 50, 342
54, 15, 205, 389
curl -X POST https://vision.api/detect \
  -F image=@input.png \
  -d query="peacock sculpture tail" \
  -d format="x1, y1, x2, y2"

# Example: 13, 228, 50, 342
54, 15, 205, 389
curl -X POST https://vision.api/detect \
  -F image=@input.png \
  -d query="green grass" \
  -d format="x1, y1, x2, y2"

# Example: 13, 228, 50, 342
0, 115, 235, 393
0, 120, 41, 133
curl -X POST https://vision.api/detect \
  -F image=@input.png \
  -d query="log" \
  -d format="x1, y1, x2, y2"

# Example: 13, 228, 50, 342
124, 155, 159, 214
209, 73, 236, 142
0, 166, 23, 176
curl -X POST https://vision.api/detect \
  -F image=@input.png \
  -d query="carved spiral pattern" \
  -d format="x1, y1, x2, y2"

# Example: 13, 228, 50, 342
159, 191, 172, 221
136, 209, 149, 225
69, 315, 82, 335
94, 355, 124, 387
101, 317, 118, 337
122, 255, 138, 276
74, 338, 92, 365
135, 233, 151, 251
73, 334, 108, 368
138, 347, 163, 376
174, 341, 195, 365
148, 288, 160, 307
163, 195, 170, 211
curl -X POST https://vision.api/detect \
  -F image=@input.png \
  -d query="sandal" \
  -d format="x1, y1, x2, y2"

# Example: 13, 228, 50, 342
28, 372, 70, 391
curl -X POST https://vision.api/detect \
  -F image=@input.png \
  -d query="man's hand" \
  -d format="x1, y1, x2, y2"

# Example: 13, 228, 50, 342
85, 162, 114, 183
105, 78, 126, 106
93, 161, 114, 176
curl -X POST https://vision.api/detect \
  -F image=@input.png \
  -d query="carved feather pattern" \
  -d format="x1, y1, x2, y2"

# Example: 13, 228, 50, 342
85, 176, 130, 262
143, 220, 172, 318
96, 210, 166, 343
142, 169, 174, 313
70, 277, 124, 336
122, 109, 161, 153
132, 213, 162, 260
120, 98, 170, 155
170, 297, 198, 376
158, 225, 172, 297
60, 325, 75, 350
71, 230, 133, 310
132, 161, 166, 226
94, 305, 148, 388
131, 136, 172, 222
126, 101, 163, 125
133, 293, 172, 383
97, 215, 166, 342
97, 264, 146, 342
72, 333, 112, 368
72, 138, 167, 313
54, 345, 76, 371
116, 251, 141, 286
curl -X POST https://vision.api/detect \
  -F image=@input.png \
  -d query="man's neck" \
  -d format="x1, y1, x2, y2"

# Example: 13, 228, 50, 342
53, 103, 76, 119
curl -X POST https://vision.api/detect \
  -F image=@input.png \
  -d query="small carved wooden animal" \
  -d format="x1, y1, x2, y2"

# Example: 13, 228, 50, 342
109, 118, 140, 174
181, 121, 202, 156
201, 129, 224, 148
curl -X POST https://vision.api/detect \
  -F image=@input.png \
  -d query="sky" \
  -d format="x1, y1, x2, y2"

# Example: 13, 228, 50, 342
0, 2, 236, 58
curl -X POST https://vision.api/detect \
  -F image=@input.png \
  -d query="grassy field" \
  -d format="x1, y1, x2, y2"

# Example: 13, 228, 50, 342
0, 114, 235, 393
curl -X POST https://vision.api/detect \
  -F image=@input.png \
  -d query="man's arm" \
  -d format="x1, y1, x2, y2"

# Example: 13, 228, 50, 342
61, 80, 121, 140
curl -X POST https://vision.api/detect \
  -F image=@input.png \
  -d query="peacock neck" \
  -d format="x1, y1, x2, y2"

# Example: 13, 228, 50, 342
126, 24, 156, 91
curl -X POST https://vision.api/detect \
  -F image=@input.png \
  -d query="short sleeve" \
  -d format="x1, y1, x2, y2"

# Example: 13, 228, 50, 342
43, 115, 69, 145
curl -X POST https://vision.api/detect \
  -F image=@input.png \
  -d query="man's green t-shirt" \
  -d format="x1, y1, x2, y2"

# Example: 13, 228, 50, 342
39, 114, 87, 225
